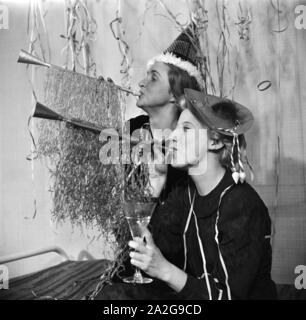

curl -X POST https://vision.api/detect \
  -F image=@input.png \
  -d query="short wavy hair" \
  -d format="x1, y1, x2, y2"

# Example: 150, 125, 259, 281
167, 63, 201, 101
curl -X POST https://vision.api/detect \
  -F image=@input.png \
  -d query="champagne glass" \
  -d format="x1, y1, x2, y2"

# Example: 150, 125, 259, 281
123, 200, 157, 284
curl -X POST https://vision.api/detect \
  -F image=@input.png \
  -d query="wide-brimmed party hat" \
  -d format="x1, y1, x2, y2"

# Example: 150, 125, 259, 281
183, 88, 254, 183
147, 22, 204, 89
183, 89, 254, 135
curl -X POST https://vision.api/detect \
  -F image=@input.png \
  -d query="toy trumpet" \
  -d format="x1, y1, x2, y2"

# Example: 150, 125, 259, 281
33, 102, 173, 151
32, 103, 171, 152
33, 102, 139, 144
17, 49, 51, 68
17, 50, 140, 96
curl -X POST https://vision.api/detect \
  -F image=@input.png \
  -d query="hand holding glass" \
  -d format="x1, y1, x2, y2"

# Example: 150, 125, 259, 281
123, 201, 157, 284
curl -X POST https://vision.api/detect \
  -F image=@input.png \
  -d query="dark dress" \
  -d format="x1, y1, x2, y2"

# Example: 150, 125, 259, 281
95, 170, 277, 300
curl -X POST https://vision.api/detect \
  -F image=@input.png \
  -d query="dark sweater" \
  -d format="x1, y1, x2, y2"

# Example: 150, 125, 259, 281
151, 170, 277, 300
96, 171, 277, 300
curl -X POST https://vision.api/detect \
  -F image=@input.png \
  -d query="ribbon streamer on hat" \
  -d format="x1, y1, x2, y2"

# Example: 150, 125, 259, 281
217, 125, 246, 184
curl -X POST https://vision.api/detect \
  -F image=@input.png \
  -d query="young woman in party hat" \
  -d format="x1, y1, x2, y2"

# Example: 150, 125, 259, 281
126, 89, 277, 300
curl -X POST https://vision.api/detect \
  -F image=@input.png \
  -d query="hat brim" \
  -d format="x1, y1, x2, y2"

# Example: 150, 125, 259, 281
184, 89, 254, 136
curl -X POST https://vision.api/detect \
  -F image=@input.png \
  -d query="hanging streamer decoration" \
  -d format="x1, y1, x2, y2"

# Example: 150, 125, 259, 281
270, 0, 284, 247
216, 0, 233, 98
25, 0, 51, 219
61, 0, 97, 76
235, 1, 252, 41
109, 0, 134, 123
190, 0, 216, 95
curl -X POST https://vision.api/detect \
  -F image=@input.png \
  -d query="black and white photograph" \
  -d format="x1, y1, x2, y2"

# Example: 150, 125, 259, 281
0, 0, 305, 305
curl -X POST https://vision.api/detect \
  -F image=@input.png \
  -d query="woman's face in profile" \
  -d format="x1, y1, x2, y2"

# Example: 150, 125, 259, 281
136, 62, 173, 109
168, 109, 209, 171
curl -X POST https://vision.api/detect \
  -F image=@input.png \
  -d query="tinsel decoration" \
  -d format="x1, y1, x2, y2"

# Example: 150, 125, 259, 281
25, 0, 51, 219
37, 66, 131, 251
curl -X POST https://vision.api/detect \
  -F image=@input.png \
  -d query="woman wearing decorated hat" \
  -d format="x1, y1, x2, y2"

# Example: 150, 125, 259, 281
129, 22, 204, 201
127, 89, 277, 300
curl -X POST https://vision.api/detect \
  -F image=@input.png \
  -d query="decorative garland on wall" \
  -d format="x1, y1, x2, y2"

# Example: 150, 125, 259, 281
61, 0, 97, 76
26, 0, 51, 219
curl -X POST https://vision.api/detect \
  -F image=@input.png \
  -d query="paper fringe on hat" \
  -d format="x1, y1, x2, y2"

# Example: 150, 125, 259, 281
147, 52, 205, 89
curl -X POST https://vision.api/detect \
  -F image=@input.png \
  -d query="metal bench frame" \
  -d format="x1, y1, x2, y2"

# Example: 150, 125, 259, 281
0, 246, 69, 264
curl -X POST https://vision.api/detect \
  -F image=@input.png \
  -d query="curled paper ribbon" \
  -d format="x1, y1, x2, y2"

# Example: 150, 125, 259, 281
272, 24, 288, 33
257, 80, 272, 91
